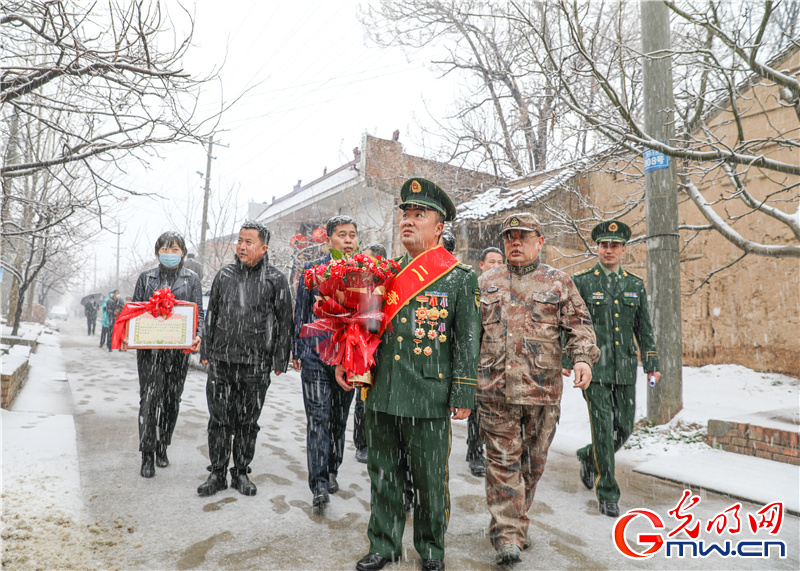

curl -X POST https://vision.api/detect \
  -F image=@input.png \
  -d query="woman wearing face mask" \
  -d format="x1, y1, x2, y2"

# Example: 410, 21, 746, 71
125, 232, 204, 478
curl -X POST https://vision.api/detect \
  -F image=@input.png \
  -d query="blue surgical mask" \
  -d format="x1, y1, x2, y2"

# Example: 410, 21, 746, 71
159, 253, 182, 268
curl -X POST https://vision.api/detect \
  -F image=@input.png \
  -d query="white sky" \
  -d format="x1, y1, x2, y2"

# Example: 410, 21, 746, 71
92, 0, 455, 287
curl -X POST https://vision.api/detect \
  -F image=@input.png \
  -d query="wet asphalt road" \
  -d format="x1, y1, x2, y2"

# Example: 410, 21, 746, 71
60, 319, 798, 570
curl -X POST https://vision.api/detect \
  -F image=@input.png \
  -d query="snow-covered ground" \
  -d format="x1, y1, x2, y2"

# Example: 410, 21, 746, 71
555, 364, 800, 511
2, 319, 798, 569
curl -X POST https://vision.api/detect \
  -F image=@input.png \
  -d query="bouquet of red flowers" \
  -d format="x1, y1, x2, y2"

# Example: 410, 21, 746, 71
301, 252, 402, 386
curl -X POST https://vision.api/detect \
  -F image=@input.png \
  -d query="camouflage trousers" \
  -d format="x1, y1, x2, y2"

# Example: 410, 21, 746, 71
478, 400, 560, 549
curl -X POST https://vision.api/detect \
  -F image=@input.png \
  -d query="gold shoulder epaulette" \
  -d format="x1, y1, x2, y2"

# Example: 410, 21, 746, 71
456, 262, 472, 271
574, 267, 593, 276
623, 269, 643, 280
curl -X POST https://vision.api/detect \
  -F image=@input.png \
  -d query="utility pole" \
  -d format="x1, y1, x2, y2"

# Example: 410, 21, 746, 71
641, 0, 683, 424
116, 220, 121, 286
199, 136, 214, 272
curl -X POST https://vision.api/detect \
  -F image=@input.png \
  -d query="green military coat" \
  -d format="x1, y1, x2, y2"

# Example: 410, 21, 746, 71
563, 263, 659, 384
366, 253, 481, 418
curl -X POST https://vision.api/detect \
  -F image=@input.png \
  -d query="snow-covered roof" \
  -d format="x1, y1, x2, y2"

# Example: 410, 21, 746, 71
456, 158, 591, 221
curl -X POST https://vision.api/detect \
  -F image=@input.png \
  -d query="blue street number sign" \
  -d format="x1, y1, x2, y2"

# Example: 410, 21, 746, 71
644, 149, 670, 173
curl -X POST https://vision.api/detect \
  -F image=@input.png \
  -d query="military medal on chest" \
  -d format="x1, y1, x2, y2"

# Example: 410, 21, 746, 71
413, 291, 448, 356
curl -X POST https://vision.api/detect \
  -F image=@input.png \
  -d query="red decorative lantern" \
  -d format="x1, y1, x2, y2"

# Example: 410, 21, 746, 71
290, 234, 311, 249
312, 226, 328, 243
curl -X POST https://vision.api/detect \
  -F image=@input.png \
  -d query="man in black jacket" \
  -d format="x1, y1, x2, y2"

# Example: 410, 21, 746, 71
198, 221, 293, 497
293, 215, 358, 509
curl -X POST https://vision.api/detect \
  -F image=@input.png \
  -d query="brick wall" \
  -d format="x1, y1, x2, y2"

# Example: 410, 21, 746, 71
706, 419, 800, 465
1, 356, 29, 409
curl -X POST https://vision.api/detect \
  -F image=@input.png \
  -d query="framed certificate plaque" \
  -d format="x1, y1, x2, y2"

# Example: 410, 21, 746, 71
125, 301, 198, 349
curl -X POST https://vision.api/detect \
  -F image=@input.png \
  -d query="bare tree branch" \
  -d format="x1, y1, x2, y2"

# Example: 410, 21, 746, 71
683, 177, 800, 257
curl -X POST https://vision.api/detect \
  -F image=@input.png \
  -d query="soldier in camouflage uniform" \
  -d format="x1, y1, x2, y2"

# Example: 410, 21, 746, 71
478, 213, 599, 565
562, 220, 660, 518
337, 179, 481, 571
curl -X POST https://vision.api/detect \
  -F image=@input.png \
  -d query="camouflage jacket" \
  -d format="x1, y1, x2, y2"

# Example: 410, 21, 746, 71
477, 259, 599, 406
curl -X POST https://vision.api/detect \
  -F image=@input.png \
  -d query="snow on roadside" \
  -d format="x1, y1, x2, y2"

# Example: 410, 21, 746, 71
1, 411, 101, 570
1, 328, 118, 570
553, 363, 799, 464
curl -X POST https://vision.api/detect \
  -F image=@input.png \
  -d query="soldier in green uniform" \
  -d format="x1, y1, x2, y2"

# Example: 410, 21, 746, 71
562, 220, 661, 518
337, 178, 481, 571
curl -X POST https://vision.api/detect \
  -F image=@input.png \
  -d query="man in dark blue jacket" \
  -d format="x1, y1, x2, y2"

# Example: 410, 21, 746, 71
198, 221, 292, 497
293, 215, 358, 509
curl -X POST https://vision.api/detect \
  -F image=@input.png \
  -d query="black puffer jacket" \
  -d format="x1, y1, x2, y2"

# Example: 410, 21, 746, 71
132, 265, 204, 338
201, 255, 292, 372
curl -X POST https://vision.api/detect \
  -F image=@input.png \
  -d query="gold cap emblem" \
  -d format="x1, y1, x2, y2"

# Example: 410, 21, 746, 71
411, 180, 422, 193
509, 217, 520, 227
609, 222, 618, 232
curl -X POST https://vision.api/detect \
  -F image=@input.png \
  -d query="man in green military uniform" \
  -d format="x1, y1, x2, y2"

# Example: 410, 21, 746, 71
337, 178, 481, 571
562, 220, 660, 517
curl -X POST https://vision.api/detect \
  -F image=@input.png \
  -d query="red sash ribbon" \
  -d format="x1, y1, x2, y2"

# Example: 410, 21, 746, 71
381, 245, 459, 332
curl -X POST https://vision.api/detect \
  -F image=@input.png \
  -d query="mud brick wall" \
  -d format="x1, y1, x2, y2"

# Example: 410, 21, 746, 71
706, 419, 800, 465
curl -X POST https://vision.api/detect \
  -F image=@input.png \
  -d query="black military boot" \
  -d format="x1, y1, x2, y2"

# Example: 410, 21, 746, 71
197, 471, 227, 497
233, 473, 257, 496
356, 553, 390, 571
155, 444, 169, 468
140, 451, 155, 478
230, 467, 257, 496
468, 454, 486, 477
599, 502, 619, 518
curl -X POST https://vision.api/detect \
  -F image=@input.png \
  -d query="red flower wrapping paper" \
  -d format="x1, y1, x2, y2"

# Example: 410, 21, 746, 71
300, 254, 401, 381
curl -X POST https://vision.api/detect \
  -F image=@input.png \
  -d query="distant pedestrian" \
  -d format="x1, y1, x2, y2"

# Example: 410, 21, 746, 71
563, 220, 660, 518
104, 291, 124, 352
85, 298, 98, 336
122, 231, 203, 479
198, 221, 292, 497
99, 289, 121, 349
478, 213, 599, 565
293, 216, 359, 509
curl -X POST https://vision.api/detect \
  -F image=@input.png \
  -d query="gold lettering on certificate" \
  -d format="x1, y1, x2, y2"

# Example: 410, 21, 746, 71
133, 313, 188, 345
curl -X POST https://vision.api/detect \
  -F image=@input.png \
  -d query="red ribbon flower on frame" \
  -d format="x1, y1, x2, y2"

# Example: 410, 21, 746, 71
146, 288, 176, 318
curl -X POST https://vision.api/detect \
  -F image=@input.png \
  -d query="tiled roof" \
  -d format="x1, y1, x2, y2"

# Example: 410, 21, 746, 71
456, 158, 591, 221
